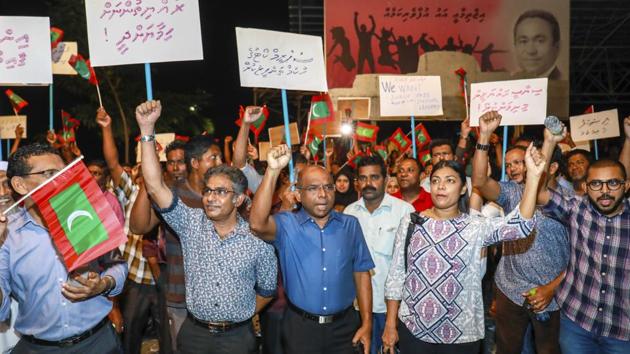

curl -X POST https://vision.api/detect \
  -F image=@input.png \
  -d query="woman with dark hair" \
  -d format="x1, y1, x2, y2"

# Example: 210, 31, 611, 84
382, 144, 545, 354
333, 167, 358, 211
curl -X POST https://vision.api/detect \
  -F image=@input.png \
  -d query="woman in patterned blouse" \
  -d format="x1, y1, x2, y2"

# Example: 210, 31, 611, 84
382, 143, 545, 354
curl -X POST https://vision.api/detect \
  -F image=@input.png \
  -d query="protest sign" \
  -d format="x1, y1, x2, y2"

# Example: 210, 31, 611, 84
258, 142, 271, 161
337, 97, 371, 120
135, 133, 175, 162
570, 109, 620, 142
0, 115, 27, 139
0, 16, 52, 85
379, 76, 443, 117
85, 0, 203, 67
235, 27, 327, 92
52, 42, 78, 75
269, 123, 300, 146
470, 78, 548, 126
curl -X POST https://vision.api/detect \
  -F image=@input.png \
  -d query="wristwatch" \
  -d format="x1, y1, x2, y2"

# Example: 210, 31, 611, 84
475, 143, 491, 151
140, 134, 155, 142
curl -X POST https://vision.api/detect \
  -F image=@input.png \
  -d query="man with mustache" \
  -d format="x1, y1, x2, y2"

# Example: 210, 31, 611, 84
344, 155, 414, 354
537, 120, 630, 353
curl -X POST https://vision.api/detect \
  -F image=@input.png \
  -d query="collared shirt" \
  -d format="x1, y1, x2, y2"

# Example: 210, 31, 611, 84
392, 188, 433, 212
385, 207, 535, 344
494, 181, 570, 310
544, 190, 630, 340
117, 171, 154, 285
156, 195, 277, 322
344, 194, 414, 313
273, 208, 374, 315
0, 208, 127, 341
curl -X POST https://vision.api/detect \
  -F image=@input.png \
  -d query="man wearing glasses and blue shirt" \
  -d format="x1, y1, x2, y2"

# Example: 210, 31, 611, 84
250, 144, 374, 354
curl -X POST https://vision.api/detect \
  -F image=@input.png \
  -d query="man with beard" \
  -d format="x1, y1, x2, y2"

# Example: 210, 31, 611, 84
344, 155, 413, 354
393, 158, 432, 212
250, 144, 374, 354
537, 156, 629, 353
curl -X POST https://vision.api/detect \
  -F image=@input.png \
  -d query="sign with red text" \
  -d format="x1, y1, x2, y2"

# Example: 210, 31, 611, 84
0, 115, 27, 139
85, 0, 204, 67
470, 78, 547, 126
570, 109, 620, 142
236, 28, 328, 92
0, 16, 52, 85
379, 75, 443, 116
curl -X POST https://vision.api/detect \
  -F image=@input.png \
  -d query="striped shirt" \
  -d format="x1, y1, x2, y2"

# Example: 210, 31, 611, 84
543, 190, 630, 340
118, 171, 154, 285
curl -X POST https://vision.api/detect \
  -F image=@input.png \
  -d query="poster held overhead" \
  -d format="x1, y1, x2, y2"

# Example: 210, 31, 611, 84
570, 109, 620, 142
378, 75, 443, 117
0, 16, 53, 85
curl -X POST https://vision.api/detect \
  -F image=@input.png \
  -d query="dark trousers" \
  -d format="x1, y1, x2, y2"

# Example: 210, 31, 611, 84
281, 306, 360, 354
12, 320, 122, 354
494, 287, 561, 354
156, 264, 173, 354
176, 316, 257, 354
261, 308, 285, 354
120, 280, 162, 354
398, 320, 481, 354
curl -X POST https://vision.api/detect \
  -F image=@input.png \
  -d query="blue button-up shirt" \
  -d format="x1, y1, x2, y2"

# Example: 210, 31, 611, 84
273, 208, 374, 315
0, 208, 128, 341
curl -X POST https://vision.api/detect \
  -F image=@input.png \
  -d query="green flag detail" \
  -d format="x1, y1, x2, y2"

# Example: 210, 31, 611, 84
310, 101, 330, 120
49, 183, 108, 255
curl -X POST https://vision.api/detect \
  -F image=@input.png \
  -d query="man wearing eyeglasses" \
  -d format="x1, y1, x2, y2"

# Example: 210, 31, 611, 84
472, 111, 570, 354
136, 100, 277, 354
250, 144, 374, 354
537, 118, 630, 353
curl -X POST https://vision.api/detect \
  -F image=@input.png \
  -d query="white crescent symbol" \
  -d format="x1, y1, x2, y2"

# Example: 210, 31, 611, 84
312, 103, 324, 118
67, 210, 94, 232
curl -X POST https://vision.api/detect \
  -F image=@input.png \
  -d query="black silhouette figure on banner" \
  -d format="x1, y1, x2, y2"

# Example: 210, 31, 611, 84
442, 36, 460, 51
354, 12, 376, 74
418, 33, 440, 53
475, 43, 507, 71
374, 27, 397, 69
328, 26, 356, 72
393, 35, 423, 74
459, 35, 480, 54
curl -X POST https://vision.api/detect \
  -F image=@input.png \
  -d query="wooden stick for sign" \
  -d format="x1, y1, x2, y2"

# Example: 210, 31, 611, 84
95, 83, 104, 108
281, 89, 295, 184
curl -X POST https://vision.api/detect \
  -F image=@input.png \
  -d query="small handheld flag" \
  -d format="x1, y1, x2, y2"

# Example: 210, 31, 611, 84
235, 105, 269, 142
355, 122, 379, 143
389, 128, 412, 152
414, 123, 432, 150
308, 93, 334, 126
4, 89, 28, 114
50, 27, 64, 49
69, 54, 103, 107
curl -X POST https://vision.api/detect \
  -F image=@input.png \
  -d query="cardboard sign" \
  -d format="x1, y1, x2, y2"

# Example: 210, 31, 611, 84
52, 42, 78, 75
470, 78, 548, 126
379, 76, 443, 117
236, 27, 327, 92
337, 97, 371, 120
258, 141, 271, 161
135, 133, 175, 162
269, 123, 300, 147
85, 0, 204, 67
0, 16, 52, 85
570, 109, 620, 142
0, 115, 27, 139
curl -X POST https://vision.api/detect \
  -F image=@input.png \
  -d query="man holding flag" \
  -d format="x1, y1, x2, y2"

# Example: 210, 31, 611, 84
0, 143, 127, 353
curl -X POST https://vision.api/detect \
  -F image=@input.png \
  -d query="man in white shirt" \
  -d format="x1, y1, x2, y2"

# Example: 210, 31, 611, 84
345, 155, 414, 354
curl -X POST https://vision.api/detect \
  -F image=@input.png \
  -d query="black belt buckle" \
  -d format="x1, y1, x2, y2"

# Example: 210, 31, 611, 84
207, 322, 229, 334
58, 337, 82, 348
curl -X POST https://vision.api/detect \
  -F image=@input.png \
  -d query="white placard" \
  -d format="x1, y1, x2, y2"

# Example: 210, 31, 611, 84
0, 115, 27, 139
52, 42, 78, 75
379, 76, 443, 117
85, 0, 204, 67
136, 133, 175, 162
0, 16, 52, 85
236, 27, 328, 92
570, 109, 620, 142
470, 78, 548, 126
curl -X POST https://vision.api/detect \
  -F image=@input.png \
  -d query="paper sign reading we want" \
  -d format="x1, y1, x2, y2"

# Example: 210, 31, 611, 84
236, 28, 328, 92
85, 0, 204, 67
0, 16, 52, 85
470, 78, 548, 126
379, 76, 443, 117
570, 109, 620, 142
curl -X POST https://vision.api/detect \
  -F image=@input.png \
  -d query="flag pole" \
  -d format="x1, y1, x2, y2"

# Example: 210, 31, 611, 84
95, 83, 103, 107
501, 125, 508, 181
281, 89, 295, 184
411, 115, 417, 158
2, 156, 85, 216
144, 63, 153, 100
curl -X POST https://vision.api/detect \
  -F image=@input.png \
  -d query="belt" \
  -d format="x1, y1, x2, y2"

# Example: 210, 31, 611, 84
21, 317, 109, 348
287, 300, 352, 324
187, 312, 251, 333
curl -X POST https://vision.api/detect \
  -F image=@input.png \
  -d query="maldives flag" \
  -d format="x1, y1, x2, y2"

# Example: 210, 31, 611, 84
4, 89, 28, 113
50, 27, 64, 49
62, 110, 80, 130
414, 123, 432, 150
355, 122, 379, 143
58, 129, 76, 144
309, 93, 334, 126
584, 105, 594, 114
235, 105, 269, 141
347, 152, 365, 169
389, 128, 411, 152
372, 145, 388, 161
306, 134, 323, 159
30, 158, 127, 272
419, 150, 432, 166
68, 54, 99, 85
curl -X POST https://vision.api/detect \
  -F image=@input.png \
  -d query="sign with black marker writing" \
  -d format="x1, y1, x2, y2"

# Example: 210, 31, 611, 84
379, 75, 443, 117
570, 109, 619, 142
